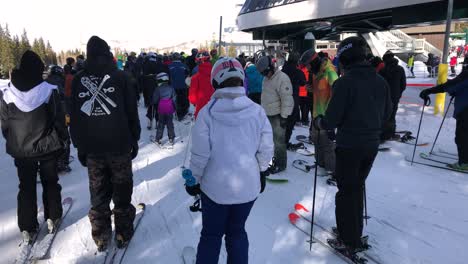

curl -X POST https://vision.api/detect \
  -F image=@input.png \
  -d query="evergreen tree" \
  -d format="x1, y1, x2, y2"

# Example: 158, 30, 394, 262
37, 37, 47, 62
45, 41, 57, 65
12, 35, 21, 66
32, 38, 40, 58
0, 24, 5, 77
0, 24, 16, 77
19, 29, 31, 55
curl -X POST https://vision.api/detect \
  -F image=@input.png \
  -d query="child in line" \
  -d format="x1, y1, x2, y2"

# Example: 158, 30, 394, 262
153, 72, 176, 145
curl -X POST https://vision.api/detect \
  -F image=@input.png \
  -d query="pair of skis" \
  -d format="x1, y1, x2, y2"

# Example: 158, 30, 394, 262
289, 203, 382, 264
94, 203, 146, 264
15, 197, 73, 264
406, 152, 467, 174
150, 136, 176, 149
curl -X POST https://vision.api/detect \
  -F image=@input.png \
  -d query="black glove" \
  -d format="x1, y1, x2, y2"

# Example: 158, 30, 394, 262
313, 115, 324, 130
185, 184, 201, 196
260, 170, 270, 193
78, 151, 87, 167
419, 89, 432, 106
280, 117, 288, 128
131, 141, 139, 160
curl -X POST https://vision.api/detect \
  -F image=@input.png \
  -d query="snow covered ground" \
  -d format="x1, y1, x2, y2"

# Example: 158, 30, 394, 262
0, 83, 467, 264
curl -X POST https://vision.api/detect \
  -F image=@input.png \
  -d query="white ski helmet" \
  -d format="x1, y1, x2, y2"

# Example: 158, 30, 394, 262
211, 57, 245, 88
156, 72, 169, 83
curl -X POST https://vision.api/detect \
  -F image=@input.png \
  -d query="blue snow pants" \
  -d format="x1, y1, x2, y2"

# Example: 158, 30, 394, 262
196, 193, 255, 264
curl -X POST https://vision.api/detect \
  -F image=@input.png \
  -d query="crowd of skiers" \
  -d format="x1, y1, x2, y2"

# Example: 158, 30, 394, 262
1, 33, 467, 264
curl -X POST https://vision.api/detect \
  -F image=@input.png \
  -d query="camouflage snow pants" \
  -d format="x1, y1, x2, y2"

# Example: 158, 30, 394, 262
87, 153, 136, 244
311, 126, 336, 172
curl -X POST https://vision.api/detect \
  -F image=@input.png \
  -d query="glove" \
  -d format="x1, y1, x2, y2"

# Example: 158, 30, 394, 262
131, 141, 139, 160
419, 89, 432, 105
313, 115, 324, 130
185, 184, 201, 196
78, 151, 87, 167
280, 117, 288, 128
260, 170, 270, 193
419, 89, 432, 106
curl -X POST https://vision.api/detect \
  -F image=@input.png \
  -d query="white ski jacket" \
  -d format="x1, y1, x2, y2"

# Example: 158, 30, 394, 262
261, 70, 294, 118
190, 86, 274, 204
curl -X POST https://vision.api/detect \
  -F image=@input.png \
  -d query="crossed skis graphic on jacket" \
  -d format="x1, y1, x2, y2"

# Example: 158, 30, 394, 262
79, 75, 117, 116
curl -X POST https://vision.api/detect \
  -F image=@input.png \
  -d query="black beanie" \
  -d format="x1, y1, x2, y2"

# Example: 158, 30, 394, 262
11, 50, 45, 92
86, 36, 112, 59
383, 51, 395, 62
337, 37, 368, 67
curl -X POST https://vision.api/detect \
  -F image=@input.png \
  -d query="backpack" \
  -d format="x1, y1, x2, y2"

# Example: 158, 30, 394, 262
158, 98, 175, 115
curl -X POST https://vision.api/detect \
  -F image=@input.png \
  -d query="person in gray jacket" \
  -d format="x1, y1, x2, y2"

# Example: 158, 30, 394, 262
152, 72, 176, 145
256, 55, 294, 174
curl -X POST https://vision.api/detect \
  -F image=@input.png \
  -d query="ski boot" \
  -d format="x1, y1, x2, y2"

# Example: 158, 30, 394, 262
115, 231, 134, 249
21, 230, 34, 245
147, 118, 153, 130
46, 219, 61, 234
327, 238, 368, 263
267, 158, 285, 174
331, 227, 371, 252
155, 139, 162, 147
447, 162, 468, 172
95, 239, 109, 252
169, 138, 175, 146
268, 164, 285, 174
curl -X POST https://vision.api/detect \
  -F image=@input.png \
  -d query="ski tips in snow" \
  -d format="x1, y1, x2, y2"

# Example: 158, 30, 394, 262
63, 197, 73, 204
288, 213, 300, 225
294, 203, 309, 213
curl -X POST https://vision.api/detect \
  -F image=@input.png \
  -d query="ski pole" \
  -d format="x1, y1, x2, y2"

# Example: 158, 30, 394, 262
429, 97, 454, 155
411, 100, 429, 165
363, 184, 368, 225
309, 127, 320, 251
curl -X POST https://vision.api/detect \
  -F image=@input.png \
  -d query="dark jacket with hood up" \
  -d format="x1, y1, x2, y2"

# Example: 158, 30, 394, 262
70, 36, 141, 156
0, 51, 68, 159
321, 63, 393, 149
379, 57, 407, 105
282, 61, 306, 97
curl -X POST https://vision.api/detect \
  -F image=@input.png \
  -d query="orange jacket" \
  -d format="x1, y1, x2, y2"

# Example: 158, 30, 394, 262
299, 66, 309, 97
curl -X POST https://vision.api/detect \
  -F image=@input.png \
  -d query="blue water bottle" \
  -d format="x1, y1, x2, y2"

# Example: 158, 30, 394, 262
182, 169, 197, 187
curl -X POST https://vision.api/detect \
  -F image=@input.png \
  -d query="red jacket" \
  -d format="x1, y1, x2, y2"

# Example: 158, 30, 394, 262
189, 62, 214, 118
450, 56, 458, 67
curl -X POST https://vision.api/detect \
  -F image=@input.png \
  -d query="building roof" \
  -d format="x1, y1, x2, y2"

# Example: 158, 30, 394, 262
237, 0, 468, 40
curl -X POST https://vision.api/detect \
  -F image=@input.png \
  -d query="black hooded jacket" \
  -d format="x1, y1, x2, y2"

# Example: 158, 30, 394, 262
70, 38, 141, 155
282, 61, 306, 97
322, 63, 393, 149
380, 58, 407, 104
0, 82, 68, 160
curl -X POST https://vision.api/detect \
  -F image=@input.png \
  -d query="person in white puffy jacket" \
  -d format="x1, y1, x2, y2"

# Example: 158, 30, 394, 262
187, 57, 273, 264
256, 55, 294, 174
